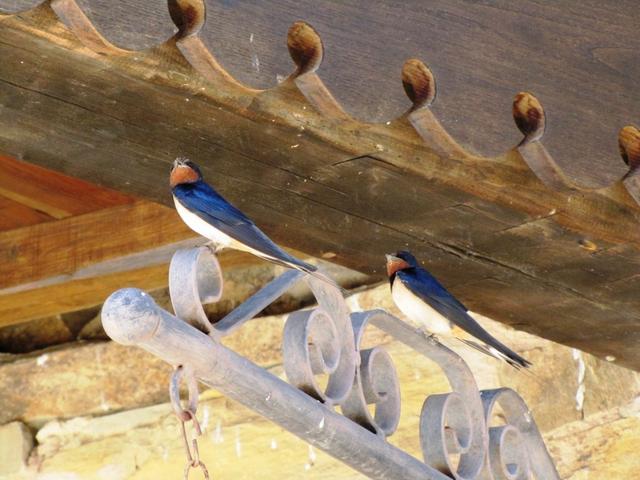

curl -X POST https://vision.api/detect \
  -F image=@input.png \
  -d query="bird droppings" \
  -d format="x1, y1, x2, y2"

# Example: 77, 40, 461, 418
321, 251, 337, 259
201, 406, 210, 432
346, 294, 362, 313
265, 392, 272, 402
304, 445, 317, 470
97, 463, 128, 480
606, 355, 616, 362
572, 348, 586, 415
160, 445, 169, 462
375, 144, 384, 151
38, 473, 80, 480
270, 438, 278, 450
290, 144, 300, 149
37, 353, 49, 366
99, 394, 110, 412
318, 417, 325, 429
212, 419, 223, 444
234, 428, 242, 457
251, 54, 260, 73
578, 239, 597, 252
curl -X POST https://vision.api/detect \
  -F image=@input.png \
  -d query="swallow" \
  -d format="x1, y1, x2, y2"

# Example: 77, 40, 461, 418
170, 158, 335, 284
386, 251, 531, 368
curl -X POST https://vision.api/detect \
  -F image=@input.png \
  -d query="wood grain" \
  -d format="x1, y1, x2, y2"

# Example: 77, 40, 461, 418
0, 200, 193, 289
18, 0, 637, 186
0, 154, 133, 218
0, 194, 52, 230
0, 263, 169, 326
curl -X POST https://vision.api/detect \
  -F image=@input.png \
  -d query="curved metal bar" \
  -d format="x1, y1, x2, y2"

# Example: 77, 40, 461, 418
283, 308, 345, 402
214, 269, 302, 335
481, 388, 559, 480
169, 246, 222, 335
102, 287, 449, 480
169, 365, 199, 420
101, 247, 559, 479
341, 312, 401, 437
358, 310, 486, 479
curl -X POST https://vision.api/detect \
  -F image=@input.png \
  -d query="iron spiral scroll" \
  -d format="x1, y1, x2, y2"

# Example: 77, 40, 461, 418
102, 246, 559, 480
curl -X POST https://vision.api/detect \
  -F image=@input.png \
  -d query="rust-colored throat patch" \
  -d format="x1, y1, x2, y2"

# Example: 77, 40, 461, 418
170, 165, 200, 187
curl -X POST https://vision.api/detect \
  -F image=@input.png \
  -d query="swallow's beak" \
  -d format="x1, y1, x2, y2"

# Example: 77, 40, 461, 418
385, 254, 400, 264
385, 253, 409, 277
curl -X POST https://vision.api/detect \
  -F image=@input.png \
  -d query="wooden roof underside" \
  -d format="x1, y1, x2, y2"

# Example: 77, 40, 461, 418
0, 2, 639, 368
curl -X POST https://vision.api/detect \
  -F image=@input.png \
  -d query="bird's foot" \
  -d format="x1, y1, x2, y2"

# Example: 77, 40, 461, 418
204, 242, 223, 255
418, 328, 439, 344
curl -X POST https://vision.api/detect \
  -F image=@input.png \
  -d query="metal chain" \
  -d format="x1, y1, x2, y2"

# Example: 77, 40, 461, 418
170, 366, 211, 479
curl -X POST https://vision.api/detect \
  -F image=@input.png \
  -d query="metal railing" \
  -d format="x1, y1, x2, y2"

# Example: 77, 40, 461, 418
102, 246, 559, 479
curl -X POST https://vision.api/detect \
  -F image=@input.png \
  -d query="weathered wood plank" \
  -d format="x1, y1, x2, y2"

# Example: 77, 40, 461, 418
1, 8, 639, 369
0, 245, 291, 326
18, 0, 638, 186
0, 194, 52, 230
0, 263, 169, 326
0, 154, 133, 218
0, 200, 193, 290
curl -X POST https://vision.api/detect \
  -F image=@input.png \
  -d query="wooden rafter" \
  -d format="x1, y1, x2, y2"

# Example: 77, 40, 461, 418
0, 3, 639, 369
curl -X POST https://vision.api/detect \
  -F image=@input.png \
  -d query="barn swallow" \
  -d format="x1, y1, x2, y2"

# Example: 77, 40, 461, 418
170, 158, 335, 284
386, 251, 531, 368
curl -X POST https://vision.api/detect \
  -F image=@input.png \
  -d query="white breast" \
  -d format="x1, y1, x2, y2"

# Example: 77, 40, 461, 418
392, 279, 453, 335
173, 196, 234, 248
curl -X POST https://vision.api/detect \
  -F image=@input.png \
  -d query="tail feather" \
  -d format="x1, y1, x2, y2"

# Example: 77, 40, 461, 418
458, 338, 532, 369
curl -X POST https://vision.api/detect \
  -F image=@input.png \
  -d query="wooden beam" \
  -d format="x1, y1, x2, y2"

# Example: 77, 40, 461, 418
0, 200, 195, 290
0, 154, 133, 219
0, 194, 53, 230
0, 244, 267, 326
0, 263, 169, 327
0, 7, 639, 370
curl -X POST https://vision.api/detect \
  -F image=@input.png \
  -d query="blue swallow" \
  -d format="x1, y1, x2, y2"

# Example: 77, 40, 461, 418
170, 158, 328, 281
386, 251, 531, 368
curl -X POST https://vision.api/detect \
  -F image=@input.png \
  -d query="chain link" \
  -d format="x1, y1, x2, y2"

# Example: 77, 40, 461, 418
171, 366, 211, 479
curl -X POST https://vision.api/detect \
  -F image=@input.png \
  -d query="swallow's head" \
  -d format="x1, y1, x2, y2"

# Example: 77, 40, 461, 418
385, 250, 418, 278
170, 157, 203, 188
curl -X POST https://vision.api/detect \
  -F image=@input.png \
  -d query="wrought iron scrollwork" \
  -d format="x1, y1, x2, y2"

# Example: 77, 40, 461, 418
102, 247, 559, 479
